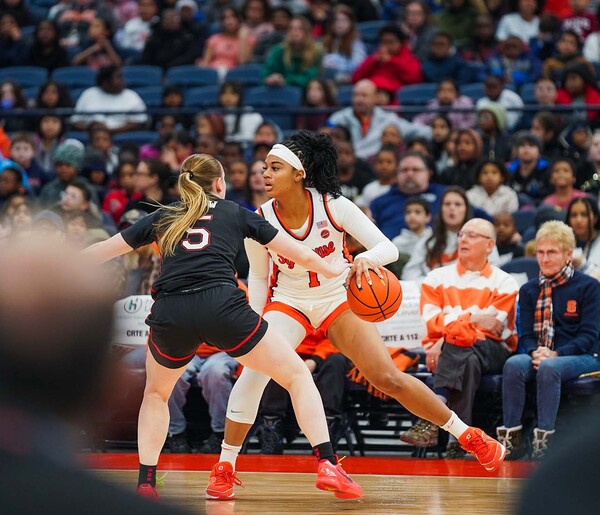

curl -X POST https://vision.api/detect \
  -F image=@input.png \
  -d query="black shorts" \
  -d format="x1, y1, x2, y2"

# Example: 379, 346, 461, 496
146, 283, 268, 369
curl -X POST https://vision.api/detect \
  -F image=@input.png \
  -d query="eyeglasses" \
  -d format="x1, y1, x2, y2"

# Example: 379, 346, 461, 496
457, 230, 492, 240
535, 250, 563, 258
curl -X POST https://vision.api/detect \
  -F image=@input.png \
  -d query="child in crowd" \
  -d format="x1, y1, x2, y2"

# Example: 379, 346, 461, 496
488, 35, 540, 90
493, 212, 524, 267
219, 81, 263, 143
507, 132, 552, 206
542, 29, 591, 81
390, 197, 432, 278
0, 160, 28, 211
87, 124, 119, 175
556, 63, 600, 124
102, 159, 139, 225
34, 114, 64, 173
358, 144, 399, 213
477, 102, 511, 162
296, 78, 337, 132
413, 79, 475, 130
542, 158, 587, 210
224, 159, 252, 210
430, 115, 453, 175
10, 132, 48, 196
71, 16, 122, 69
467, 160, 519, 217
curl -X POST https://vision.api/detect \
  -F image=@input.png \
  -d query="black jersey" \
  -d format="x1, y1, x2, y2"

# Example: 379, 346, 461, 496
121, 197, 278, 298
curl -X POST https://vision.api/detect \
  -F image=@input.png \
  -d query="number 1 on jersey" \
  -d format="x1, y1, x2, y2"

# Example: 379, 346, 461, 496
308, 271, 321, 288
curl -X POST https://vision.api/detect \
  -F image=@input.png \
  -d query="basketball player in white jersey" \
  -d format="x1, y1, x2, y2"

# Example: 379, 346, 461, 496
206, 131, 506, 501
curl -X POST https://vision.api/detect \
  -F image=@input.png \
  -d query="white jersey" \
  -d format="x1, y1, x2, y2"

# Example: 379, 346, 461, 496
259, 188, 351, 303
249, 188, 399, 309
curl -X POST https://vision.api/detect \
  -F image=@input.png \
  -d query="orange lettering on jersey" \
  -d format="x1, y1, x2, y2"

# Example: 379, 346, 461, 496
313, 241, 335, 258
277, 255, 295, 269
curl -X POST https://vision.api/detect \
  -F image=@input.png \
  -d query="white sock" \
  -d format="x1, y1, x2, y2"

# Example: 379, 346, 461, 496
219, 442, 242, 470
440, 411, 469, 440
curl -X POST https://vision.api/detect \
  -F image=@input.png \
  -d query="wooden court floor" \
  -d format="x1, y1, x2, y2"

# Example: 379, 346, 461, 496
89, 455, 531, 515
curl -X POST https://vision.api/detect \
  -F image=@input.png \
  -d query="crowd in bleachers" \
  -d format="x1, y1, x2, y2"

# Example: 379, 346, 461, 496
2, 0, 600, 459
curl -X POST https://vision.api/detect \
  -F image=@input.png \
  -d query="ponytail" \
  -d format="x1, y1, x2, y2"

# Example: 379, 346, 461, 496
155, 154, 222, 256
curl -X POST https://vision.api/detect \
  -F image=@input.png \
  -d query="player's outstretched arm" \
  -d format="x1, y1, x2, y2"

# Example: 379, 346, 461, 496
267, 232, 350, 279
81, 233, 134, 264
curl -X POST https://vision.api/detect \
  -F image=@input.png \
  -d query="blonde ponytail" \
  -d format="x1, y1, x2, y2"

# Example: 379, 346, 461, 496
155, 154, 223, 256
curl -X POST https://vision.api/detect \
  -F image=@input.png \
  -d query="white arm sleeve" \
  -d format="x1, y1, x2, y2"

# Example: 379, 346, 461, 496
328, 195, 399, 265
244, 237, 271, 315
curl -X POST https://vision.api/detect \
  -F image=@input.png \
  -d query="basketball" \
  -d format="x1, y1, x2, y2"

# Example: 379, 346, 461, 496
346, 268, 403, 322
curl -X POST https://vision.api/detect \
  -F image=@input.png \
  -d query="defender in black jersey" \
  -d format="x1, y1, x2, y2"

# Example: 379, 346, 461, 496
83, 153, 358, 501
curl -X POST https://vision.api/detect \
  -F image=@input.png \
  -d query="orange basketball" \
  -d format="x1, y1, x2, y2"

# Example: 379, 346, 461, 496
346, 268, 403, 322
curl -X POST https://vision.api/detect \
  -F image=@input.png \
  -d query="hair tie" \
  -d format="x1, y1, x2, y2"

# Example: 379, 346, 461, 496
189, 172, 193, 180
267, 144, 306, 178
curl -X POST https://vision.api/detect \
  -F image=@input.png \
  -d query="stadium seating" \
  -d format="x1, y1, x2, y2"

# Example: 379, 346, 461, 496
357, 20, 388, 52
113, 131, 159, 146
52, 66, 97, 88
513, 209, 536, 235
337, 84, 353, 106
225, 64, 263, 87
461, 83, 487, 102
0, 66, 48, 88
134, 86, 163, 107
501, 257, 540, 281
122, 65, 163, 88
398, 83, 437, 106
165, 65, 219, 88
244, 85, 303, 130
519, 83, 536, 104
184, 85, 220, 108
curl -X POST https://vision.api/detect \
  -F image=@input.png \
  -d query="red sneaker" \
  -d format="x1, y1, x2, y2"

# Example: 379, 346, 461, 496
315, 458, 363, 499
205, 461, 243, 500
459, 427, 506, 472
136, 483, 160, 501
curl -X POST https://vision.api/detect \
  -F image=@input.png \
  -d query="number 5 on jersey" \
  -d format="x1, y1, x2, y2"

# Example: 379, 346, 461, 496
182, 215, 213, 251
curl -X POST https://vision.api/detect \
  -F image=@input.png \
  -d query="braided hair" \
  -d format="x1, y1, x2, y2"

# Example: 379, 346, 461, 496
280, 130, 342, 198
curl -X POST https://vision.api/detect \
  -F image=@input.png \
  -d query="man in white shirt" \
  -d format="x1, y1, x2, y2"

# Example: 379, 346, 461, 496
115, 0, 159, 52
71, 66, 149, 133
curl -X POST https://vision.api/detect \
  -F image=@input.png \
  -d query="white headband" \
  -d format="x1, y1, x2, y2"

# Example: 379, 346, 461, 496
267, 144, 306, 178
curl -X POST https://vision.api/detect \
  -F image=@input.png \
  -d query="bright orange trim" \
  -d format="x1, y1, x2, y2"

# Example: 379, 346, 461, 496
272, 190, 313, 240
319, 301, 351, 334
264, 301, 313, 333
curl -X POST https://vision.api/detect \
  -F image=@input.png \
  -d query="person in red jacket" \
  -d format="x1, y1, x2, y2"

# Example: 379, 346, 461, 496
351, 24, 422, 105
556, 62, 600, 124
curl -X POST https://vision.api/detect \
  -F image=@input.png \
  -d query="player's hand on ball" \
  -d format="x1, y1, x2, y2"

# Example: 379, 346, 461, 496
346, 258, 384, 290
323, 257, 352, 278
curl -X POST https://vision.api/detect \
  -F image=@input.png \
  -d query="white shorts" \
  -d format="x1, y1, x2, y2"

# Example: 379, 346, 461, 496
264, 292, 349, 334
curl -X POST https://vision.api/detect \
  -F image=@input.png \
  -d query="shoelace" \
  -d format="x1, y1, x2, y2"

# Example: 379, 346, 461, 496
215, 469, 244, 489
497, 433, 512, 452
466, 434, 489, 458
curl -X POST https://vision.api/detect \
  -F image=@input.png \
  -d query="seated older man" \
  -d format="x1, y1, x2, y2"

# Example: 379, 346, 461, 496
401, 218, 519, 458
498, 221, 600, 460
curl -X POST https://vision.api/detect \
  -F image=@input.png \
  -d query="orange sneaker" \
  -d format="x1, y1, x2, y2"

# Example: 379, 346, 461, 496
205, 461, 243, 500
459, 427, 506, 472
315, 458, 363, 499
136, 483, 160, 500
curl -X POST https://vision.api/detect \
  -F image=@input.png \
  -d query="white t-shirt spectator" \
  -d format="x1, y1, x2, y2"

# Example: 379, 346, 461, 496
496, 13, 539, 44
115, 17, 155, 52
71, 87, 148, 130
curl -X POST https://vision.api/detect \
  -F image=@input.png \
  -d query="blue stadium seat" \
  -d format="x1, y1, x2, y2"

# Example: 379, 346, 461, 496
461, 83, 486, 102
564, 375, 600, 396
113, 131, 159, 146
122, 65, 163, 88
23, 86, 40, 101
357, 21, 388, 47
501, 257, 540, 281
0, 66, 48, 88
70, 87, 88, 102
225, 64, 263, 87
244, 86, 302, 131
520, 83, 536, 104
165, 66, 219, 88
337, 84, 353, 106
52, 66, 97, 88
184, 85, 220, 108
398, 83, 437, 106
134, 86, 163, 107
513, 209, 536, 235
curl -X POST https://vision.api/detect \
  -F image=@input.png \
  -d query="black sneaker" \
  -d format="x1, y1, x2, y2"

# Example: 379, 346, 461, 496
167, 431, 191, 453
260, 416, 284, 454
198, 432, 224, 454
